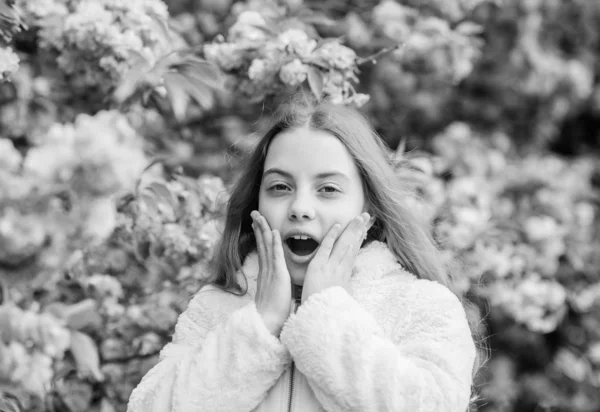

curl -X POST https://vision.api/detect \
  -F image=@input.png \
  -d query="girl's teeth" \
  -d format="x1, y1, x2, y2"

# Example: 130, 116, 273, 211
293, 235, 309, 240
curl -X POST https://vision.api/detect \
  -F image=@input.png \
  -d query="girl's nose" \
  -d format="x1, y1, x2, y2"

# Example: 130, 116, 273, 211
288, 194, 315, 221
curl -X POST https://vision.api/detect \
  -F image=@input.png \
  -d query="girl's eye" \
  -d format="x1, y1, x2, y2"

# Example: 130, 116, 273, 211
320, 186, 340, 194
269, 184, 290, 192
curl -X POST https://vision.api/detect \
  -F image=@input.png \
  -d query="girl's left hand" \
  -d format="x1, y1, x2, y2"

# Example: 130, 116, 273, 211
301, 213, 371, 304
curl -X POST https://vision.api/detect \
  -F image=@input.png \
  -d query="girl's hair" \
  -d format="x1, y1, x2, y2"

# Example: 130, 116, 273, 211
208, 91, 486, 409
210, 91, 452, 292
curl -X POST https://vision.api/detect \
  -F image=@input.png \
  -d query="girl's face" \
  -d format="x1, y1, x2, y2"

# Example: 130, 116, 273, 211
258, 126, 368, 285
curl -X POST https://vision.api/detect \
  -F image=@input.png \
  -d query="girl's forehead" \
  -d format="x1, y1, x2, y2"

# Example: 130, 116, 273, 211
264, 127, 359, 177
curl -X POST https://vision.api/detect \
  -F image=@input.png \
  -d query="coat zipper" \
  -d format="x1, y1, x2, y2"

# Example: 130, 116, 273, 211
287, 295, 301, 412
288, 361, 295, 412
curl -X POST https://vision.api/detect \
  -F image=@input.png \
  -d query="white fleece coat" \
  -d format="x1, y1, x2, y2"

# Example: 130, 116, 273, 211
126, 241, 476, 412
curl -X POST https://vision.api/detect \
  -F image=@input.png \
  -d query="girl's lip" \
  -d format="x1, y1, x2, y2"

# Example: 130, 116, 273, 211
283, 241, 318, 265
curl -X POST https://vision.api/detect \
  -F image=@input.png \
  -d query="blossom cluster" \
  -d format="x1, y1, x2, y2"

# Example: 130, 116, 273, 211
24, 110, 147, 196
203, 1, 369, 106
0, 304, 70, 397
0, 110, 147, 271
426, 122, 599, 334
16, 0, 171, 90
0, 341, 54, 398
372, 0, 483, 83
127, 174, 226, 281
0, 46, 20, 81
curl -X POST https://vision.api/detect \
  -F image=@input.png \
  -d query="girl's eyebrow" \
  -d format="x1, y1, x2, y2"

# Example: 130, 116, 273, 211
263, 167, 350, 181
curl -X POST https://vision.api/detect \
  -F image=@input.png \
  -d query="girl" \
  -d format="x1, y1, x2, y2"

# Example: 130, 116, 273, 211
127, 92, 478, 412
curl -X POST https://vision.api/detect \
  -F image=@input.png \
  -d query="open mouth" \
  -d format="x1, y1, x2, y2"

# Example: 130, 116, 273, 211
286, 236, 319, 257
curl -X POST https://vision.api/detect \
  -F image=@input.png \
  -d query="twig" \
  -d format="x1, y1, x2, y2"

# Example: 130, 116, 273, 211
356, 44, 403, 66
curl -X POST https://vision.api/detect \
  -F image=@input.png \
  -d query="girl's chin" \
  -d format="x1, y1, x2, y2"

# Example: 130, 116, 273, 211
287, 265, 307, 286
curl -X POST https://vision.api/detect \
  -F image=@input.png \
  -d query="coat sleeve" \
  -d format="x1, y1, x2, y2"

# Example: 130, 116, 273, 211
279, 283, 476, 412
126, 285, 291, 412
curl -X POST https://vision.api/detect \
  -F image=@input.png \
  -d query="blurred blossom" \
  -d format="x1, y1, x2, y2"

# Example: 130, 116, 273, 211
204, 43, 246, 70
0, 47, 20, 80
0, 342, 54, 398
469, 240, 513, 279
279, 59, 307, 86
16, 0, 69, 21
103, 300, 126, 319
553, 348, 590, 382
488, 275, 567, 333
23, 123, 77, 181
588, 342, 600, 365
28, 0, 171, 90
197, 175, 228, 212
157, 223, 194, 266
565, 60, 594, 100
0, 305, 71, 358
228, 10, 268, 44
83, 197, 117, 243
570, 284, 600, 313
84, 273, 124, 299
194, 218, 222, 260
446, 176, 492, 209
313, 42, 357, 72
0, 209, 47, 267
372, 1, 416, 41
248, 58, 270, 82
523, 215, 563, 243
348, 93, 370, 107
203, 3, 366, 106
0, 139, 23, 172
345, 12, 372, 49
277, 29, 317, 57
574, 202, 596, 227
25, 110, 147, 195
436, 220, 477, 250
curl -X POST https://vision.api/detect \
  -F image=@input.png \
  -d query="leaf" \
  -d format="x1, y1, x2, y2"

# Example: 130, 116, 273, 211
140, 192, 160, 216
147, 182, 175, 207
54, 376, 93, 412
163, 72, 191, 120
147, 11, 173, 45
295, 10, 336, 27
455, 21, 483, 36
0, 395, 20, 412
313, 36, 345, 51
145, 181, 177, 218
178, 72, 215, 109
69, 331, 103, 381
100, 398, 116, 412
113, 51, 153, 103
176, 58, 224, 88
65, 299, 102, 331
44, 302, 69, 320
306, 66, 323, 100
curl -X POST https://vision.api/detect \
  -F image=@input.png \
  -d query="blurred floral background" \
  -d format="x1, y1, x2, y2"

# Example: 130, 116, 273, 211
0, 0, 599, 411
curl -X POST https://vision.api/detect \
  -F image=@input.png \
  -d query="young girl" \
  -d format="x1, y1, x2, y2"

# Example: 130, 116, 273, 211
126, 92, 478, 412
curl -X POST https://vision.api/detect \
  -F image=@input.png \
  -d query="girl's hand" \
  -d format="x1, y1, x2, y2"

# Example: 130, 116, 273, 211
251, 211, 292, 337
301, 213, 370, 304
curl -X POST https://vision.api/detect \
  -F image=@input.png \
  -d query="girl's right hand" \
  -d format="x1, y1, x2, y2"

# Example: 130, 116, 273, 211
251, 211, 291, 337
